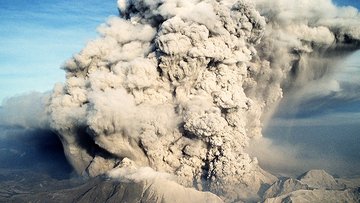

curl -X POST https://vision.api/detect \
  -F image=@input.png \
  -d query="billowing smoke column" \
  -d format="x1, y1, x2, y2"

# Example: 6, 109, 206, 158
47, 0, 360, 201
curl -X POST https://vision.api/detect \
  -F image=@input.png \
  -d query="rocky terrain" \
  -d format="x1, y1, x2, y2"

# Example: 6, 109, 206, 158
0, 169, 221, 203
263, 170, 360, 202
1, 169, 359, 203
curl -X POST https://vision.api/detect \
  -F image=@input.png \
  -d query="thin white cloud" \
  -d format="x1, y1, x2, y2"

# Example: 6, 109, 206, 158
269, 111, 360, 127
0, 92, 50, 129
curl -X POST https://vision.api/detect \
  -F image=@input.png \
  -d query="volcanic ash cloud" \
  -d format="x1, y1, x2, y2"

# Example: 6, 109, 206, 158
47, 0, 360, 201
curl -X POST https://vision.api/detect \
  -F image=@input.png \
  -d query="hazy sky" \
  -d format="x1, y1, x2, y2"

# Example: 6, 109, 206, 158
0, 0, 359, 102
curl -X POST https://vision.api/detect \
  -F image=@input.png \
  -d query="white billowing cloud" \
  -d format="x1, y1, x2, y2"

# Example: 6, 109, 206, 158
107, 158, 174, 182
0, 0, 359, 201
42, 0, 360, 202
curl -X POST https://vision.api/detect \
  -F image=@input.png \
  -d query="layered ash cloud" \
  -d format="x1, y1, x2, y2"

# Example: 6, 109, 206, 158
246, 0, 360, 178
252, 0, 360, 122
32, 0, 360, 201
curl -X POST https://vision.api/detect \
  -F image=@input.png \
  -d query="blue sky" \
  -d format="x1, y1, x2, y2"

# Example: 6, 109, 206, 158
0, 0, 117, 102
334, 0, 360, 8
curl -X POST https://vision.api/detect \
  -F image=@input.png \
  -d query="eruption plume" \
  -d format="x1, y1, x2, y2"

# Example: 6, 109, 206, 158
46, 0, 360, 201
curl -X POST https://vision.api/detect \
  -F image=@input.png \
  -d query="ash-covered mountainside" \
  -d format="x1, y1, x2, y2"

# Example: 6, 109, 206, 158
0, 170, 222, 203
263, 170, 360, 202
1, 169, 359, 203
